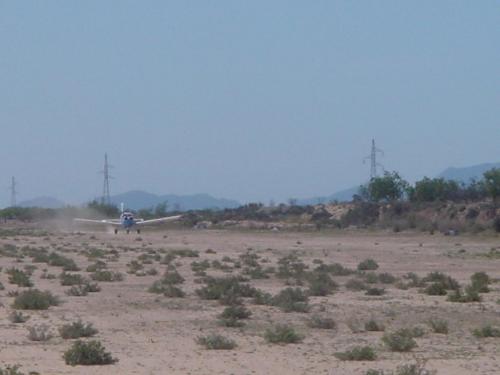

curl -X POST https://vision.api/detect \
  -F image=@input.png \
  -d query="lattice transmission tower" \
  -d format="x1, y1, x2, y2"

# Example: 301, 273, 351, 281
9, 176, 17, 207
363, 139, 384, 179
100, 153, 113, 205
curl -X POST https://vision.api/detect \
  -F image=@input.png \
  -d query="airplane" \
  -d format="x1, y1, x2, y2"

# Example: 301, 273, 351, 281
74, 205, 182, 234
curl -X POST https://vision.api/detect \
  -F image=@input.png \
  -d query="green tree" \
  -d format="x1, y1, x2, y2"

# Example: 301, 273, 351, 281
154, 201, 168, 217
409, 177, 459, 202
483, 168, 500, 203
363, 171, 409, 202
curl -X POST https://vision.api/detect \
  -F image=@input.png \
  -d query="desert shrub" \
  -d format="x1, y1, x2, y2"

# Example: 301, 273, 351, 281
365, 319, 385, 331
59, 272, 86, 286
161, 269, 185, 285
423, 272, 459, 290
196, 334, 236, 350
272, 288, 310, 313
219, 305, 252, 320
307, 315, 336, 329
365, 287, 385, 296
126, 260, 143, 274
307, 272, 337, 296
90, 270, 123, 282
63, 340, 117, 365
13, 289, 59, 310
402, 272, 425, 288
59, 320, 98, 339
364, 272, 379, 284
335, 346, 376, 361
48, 252, 79, 271
0, 365, 27, 375
447, 285, 481, 302
427, 318, 448, 334
357, 259, 379, 271
9, 311, 29, 323
252, 290, 273, 305
378, 272, 397, 284
163, 285, 185, 298
470, 272, 490, 293
264, 324, 303, 344
276, 254, 308, 280
6, 268, 33, 287
86, 261, 107, 272
472, 325, 500, 338
423, 282, 447, 296
171, 248, 199, 258
196, 277, 256, 305
382, 329, 418, 352
314, 263, 354, 276
345, 278, 368, 291
27, 324, 52, 341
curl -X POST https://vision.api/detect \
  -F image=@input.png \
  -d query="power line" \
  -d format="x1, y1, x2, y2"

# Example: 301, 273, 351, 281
363, 139, 384, 179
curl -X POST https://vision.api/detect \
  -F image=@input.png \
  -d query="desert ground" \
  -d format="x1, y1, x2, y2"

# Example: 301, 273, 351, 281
0, 223, 499, 374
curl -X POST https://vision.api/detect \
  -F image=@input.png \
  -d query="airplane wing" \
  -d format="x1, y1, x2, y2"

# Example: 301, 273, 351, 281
135, 215, 182, 225
74, 218, 122, 226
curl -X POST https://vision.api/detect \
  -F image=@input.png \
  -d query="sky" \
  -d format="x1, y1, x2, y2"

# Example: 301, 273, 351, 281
0, 1, 499, 207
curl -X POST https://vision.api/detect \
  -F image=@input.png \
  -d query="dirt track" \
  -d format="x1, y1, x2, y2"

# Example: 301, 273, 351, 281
0, 226, 499, 374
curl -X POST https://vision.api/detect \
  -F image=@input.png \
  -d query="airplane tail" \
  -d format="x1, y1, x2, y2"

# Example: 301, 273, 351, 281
120, 202, 124, 214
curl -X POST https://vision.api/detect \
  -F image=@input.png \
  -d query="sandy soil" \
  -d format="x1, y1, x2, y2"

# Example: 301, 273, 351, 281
0, 224, 499, 374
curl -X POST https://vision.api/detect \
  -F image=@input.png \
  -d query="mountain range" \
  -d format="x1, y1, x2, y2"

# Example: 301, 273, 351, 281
15, 162, 500, 209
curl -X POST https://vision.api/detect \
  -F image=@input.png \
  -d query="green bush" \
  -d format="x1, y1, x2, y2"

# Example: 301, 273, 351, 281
9, 311, 29, 323
6, 268, 33, 287
447, 285, 481, 303
427, 318, 448, 334
382, 329, 418, 352
345, 278, 368, 291
307, 315, 336, 330
252, 290, 273, 305
472, 325, 500, 338
423, 282, 447, 296
196, 334, 236, 350
378, 272, 397, 284
365, 319, 385, 331
64, 340, 117, 365
307, 272, 337, 296
90, 271, 123, 282
335, 346, 376, 361
423, 272, 459, 290
365, 287, 385, 296
12, 289, 59, 310
48, 252, 80, 271
0, 365, 27, 375
357, 259, 379, 271
59, 272, 86, 286
59, 320, 98, 339
196, 277, 256, 305
470, 272, 490, 293
272, 288, 310, 313
264, 324, 303, 344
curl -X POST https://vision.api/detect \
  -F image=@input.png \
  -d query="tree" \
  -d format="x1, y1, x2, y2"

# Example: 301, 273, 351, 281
363, 171, 409, 202
483, 168, 500, 203
154, 201, 168, 217
409, 177, 460, 202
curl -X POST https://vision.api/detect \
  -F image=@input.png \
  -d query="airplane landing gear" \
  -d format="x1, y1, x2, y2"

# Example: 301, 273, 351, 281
126, 229, 130, 234
114, 229, 118, 234
137, 229, 141, 234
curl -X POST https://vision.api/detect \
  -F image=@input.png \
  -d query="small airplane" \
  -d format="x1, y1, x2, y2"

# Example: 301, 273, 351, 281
74, 205, 182, 234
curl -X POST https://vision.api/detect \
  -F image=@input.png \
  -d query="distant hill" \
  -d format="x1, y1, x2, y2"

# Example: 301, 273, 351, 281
18, 196, 66, 209
109, 190, 240, 211
437, 162, 500, 183
297, 186, 361, 205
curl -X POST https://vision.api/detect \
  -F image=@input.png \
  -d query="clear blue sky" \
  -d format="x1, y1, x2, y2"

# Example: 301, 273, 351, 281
1, 1, 498, 206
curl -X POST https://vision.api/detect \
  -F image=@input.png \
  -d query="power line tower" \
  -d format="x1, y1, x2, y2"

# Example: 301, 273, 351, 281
9, 176, 17, 207
100, 153, 113, 205
363, 139, 384, 179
